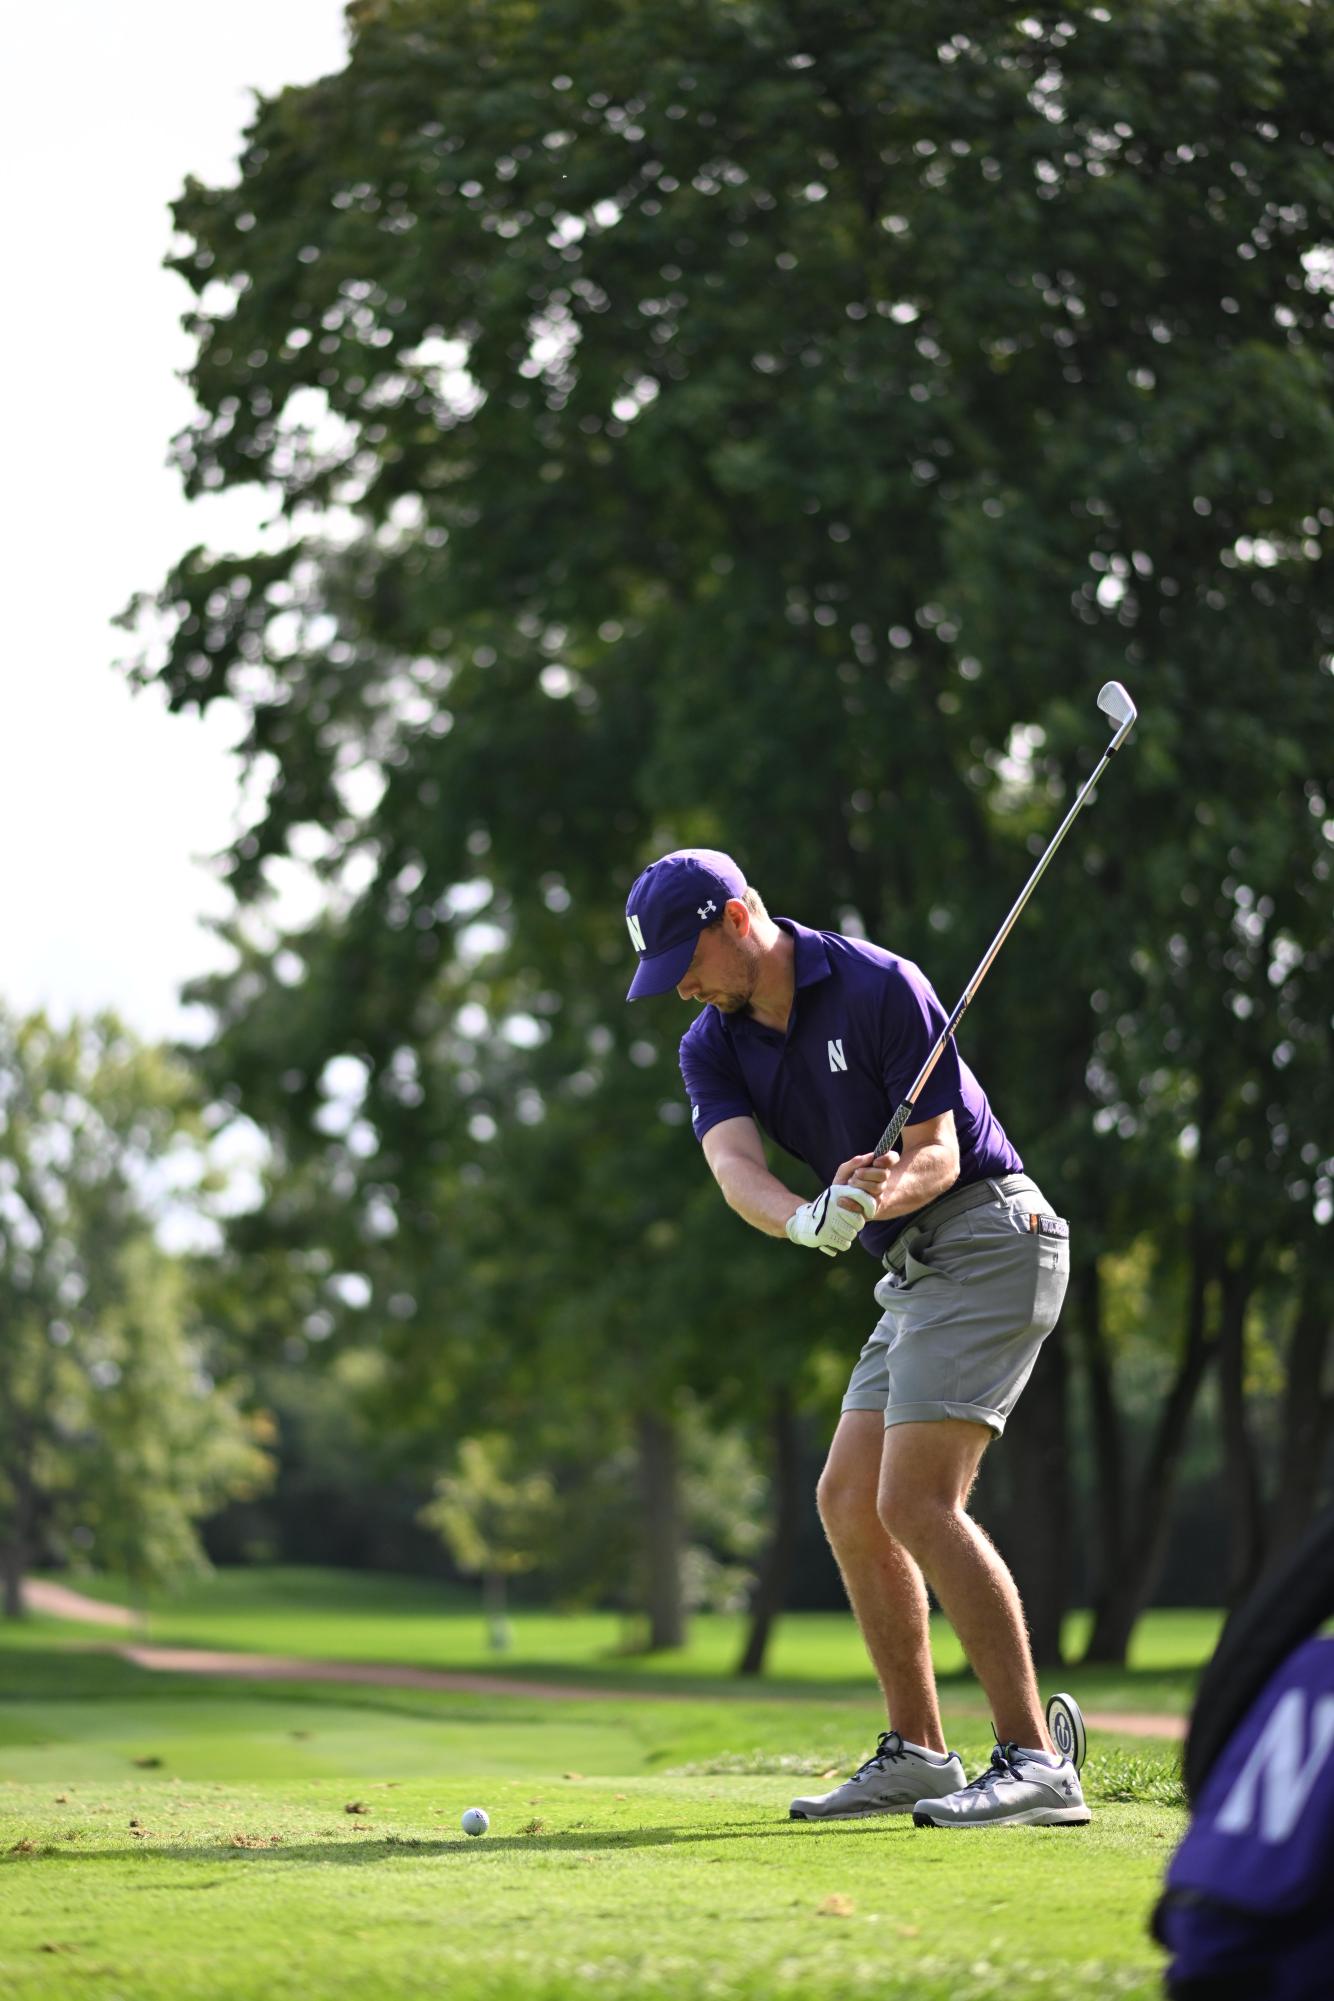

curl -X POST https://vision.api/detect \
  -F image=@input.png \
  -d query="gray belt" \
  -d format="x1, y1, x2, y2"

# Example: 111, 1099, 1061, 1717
881, 1173, 1039, 1273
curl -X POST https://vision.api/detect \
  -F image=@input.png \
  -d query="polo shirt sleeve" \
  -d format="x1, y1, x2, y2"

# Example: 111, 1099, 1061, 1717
678, 1023, 754, 1145
879, 961, 963, 1125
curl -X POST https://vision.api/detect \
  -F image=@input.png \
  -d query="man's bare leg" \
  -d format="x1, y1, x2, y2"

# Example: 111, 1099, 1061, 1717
877, 1417, 1051, 1753
816, 1411, 946, 1752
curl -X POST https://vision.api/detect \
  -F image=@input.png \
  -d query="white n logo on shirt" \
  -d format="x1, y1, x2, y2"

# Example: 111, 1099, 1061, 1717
626, 912, 646, 952
1214, 1688, 1334, 1844
827, 1038, 847, 1073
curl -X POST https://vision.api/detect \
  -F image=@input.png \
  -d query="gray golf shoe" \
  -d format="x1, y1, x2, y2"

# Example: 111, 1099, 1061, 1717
911, 1741, 1091, 1828
790, 1730, 966, 1820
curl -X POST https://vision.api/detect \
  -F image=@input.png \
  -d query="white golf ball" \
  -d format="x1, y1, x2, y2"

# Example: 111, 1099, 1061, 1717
460, 1806, 489, 1837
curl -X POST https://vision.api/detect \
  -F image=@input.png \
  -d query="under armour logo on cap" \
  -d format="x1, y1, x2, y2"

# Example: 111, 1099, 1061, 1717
624, 849, 747, 1001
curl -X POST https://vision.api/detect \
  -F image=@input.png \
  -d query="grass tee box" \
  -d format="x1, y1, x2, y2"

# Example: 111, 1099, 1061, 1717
0, 1572, 1194, 2000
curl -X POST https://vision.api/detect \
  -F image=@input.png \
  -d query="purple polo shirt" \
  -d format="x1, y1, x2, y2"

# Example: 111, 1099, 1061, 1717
678, 919, 1022, 1259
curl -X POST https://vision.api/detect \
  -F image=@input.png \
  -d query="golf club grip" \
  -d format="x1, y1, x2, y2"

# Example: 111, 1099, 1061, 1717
873, 1099, 915, 1157
871, 987, 971, 1156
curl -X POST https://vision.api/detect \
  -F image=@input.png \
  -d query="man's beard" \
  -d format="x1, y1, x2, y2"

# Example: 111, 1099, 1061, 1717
702, 943, 759, 1013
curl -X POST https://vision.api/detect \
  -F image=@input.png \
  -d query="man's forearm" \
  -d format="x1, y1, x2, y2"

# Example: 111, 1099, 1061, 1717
711, 1154, 805, 1239
876, 1142, 959, 1217
714, 1140, 959, 1240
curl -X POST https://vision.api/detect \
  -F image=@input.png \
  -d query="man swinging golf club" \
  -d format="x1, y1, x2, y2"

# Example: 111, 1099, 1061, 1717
623, 852, 1090, 1829
623, 689, 1136, 1825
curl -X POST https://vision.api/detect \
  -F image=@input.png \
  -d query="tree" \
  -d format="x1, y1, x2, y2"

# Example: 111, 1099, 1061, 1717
123, 0, 1334, 1659
0, 1010, 272, 1615
420, 1434, 557, 1647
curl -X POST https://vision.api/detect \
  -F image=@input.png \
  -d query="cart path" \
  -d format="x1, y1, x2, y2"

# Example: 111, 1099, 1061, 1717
23, 1579, 1188, 1738
121, 1643, 622, 1704
23, 1578, 138, 1627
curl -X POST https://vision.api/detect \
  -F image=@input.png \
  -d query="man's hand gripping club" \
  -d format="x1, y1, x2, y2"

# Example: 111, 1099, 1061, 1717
785, 1153, 896, 1257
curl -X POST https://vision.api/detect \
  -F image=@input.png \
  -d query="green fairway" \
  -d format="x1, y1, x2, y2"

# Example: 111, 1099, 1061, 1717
31, 1565, 1218, 1715
0, 1584, 1187, 2000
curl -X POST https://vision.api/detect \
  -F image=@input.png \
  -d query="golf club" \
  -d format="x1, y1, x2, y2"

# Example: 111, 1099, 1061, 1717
869, 680, 1138, 1159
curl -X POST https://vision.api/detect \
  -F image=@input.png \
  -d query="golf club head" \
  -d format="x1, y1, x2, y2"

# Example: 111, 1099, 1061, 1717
1097, 679, 1137, 744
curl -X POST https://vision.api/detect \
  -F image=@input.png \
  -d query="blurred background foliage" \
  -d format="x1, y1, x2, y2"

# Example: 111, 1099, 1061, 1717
0, 1010, 273, 1616
6, 0, 1330, 1666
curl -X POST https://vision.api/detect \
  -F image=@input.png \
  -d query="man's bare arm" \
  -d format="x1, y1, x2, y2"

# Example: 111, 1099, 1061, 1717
700, 1117, 808, 1238
701, 1116, 884, 1242
847, 1111, 960, 1219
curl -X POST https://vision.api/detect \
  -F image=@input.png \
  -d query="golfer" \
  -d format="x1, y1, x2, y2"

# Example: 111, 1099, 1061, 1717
624, 847, 1088, 1829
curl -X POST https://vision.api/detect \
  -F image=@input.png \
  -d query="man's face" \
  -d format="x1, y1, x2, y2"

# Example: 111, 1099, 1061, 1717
676, 909, 757, 1012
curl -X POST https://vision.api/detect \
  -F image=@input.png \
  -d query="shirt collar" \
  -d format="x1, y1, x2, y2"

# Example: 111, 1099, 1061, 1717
776, 917, 833, 990
714, 917, 833, 1040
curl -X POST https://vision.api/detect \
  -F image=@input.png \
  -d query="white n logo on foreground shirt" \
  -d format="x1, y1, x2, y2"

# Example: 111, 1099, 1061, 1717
827, 1039, 847, 1073
1214, 1689, 1334, 1844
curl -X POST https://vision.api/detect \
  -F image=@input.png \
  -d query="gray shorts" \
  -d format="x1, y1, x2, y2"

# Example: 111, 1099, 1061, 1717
841, 1177, 1070, 1436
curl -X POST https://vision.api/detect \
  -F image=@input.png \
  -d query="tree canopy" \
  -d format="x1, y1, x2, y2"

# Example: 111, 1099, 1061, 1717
122, 0, 1334, 1655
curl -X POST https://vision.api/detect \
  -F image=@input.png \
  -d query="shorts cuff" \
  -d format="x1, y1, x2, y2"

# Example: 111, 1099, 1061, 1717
883, 1399, 1006, 1436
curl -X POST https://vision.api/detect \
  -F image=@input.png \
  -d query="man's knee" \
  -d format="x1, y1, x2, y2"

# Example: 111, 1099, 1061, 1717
816, 1413, 885, 1544
878, 1417, 991, 1551
877, 1478, 956, 1556
816, 1463, 880, 1546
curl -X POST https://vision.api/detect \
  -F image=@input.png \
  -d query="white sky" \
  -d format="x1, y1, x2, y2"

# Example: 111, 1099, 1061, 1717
4, 1, 353, 1043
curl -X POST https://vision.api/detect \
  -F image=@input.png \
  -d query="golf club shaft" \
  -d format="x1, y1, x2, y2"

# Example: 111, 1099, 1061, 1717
871, 711, 1136, 1159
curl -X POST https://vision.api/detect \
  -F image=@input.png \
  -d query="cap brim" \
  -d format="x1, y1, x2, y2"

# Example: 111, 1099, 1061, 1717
626, 933, 697, 1000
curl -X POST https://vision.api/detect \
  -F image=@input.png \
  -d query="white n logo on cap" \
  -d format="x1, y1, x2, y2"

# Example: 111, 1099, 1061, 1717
828, 1039, 847, 1073
626, 912, 646, 953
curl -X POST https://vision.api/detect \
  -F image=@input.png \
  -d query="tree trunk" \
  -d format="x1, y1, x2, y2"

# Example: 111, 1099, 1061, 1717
1076, 1258, 1126, 1608
483, 1569, 512, 1652
1217, 1257, 1265, 1607
1, 1453, 34, 1619
1000, 1324, 1071, 1666
1, 1543, 24, 1619
1269, 1274, 1334, 1555
736, 1386, 801, 1677
1082, 1224, 1218, 1665
636, 1408, 686, 1651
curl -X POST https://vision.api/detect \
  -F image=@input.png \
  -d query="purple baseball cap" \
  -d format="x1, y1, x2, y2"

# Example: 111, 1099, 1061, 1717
624, 848, 748, 1000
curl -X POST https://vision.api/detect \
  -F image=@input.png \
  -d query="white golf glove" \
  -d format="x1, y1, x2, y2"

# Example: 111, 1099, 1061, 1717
786, 1182, 878, 1257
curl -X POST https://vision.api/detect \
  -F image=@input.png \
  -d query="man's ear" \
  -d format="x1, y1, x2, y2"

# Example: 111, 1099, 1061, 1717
724, 896, 751, 937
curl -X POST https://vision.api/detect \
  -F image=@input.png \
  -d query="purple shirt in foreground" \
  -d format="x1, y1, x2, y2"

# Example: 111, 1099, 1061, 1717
678, 919, 1022, 1258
